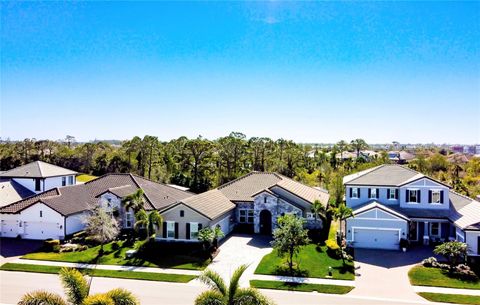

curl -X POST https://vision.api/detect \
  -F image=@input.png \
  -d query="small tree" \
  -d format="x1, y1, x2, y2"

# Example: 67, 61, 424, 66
84, 207, 119, 252
133, 209, 163, 239
329, 203, 354, 265
271, 214, 310, 275
434, 241, 468, 273
122, 189, 145, 213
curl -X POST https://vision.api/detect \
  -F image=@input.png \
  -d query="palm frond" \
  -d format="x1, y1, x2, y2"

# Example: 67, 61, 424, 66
233, 288, 275, 305
18, 290, 67, 305
228, 264, 248, 303
198, 269, 227, 297
106, 288, 139, 305
194, 290, 224, 305
82, 293, 115, 305
58, 267, 89, 305
147, 210, 163, 235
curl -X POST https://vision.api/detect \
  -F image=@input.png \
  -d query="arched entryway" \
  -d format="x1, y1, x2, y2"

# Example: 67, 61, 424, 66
259, 210, 272, 235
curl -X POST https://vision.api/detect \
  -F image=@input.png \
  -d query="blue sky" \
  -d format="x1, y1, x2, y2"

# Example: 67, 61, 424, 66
1, 1, 479, 144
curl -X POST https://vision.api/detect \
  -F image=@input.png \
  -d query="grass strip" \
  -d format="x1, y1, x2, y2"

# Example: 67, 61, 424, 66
250, 280, 354, 294
409, 266, 480, 290
0, 263, 196, 283
418, 292, 480, 305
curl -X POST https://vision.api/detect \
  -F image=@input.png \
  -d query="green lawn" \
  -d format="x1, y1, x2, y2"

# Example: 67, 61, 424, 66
22, 241, 209, 270
0, 263, 196, 283
76, 174, 97, 182
250, 280, 354, 294
254, 244, 355, 280
409, 266, 480, 290
418, 292, 480, 305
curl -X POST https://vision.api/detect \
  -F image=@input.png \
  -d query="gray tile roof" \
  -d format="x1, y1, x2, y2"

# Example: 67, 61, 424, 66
0, 161, 77, 178
0, 173, 192, 216
0, 179, 35, 207
181, 189, 235, 220
449, 191, 480, 230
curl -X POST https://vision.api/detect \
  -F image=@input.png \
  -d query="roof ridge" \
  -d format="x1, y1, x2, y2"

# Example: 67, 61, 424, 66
343, 164, 386, 184
129, 174, 156, 210
130, 173, 194, 194
83, 172, 129, 185
36, 161, 44, 177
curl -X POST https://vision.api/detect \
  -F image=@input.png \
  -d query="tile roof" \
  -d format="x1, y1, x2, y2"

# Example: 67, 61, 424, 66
181, 189, 235, 220
449, 191, 480, 230
0, 173, 192, 216
0, 161, 77, 178
0, 179, 35, 207
218, 172, 283, 201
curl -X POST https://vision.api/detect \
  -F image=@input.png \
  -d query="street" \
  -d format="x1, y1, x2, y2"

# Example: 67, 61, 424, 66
0, 271, 445, 305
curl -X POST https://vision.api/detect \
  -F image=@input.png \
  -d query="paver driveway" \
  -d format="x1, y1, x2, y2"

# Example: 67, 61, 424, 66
207, 233, 272, 286
350, 247, 435, 302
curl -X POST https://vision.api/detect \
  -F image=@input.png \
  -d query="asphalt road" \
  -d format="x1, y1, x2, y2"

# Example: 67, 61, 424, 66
0, 271, 445, 305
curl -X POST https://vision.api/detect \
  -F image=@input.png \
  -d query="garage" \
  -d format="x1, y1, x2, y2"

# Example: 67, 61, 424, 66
1, 220, 18, 238
353, 228, 400, 250
23, 221, 60, 240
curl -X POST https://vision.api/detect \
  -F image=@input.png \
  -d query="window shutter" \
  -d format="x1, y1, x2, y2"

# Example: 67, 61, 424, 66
162, 222, 167, 238
387, 189, 391, 198
174, 222, 179, 239
186, 223, 190, 240
368, 188, 371, 198
417, 190, 421, 203
357, 188, 361, 197
406, 190, 410, 201
349, 188, 352, 198
428, 190, 432, 203
395, 189, 399, 199
376, 188, 380, 199
198, 223, 203, 230
440, 190, 444, 203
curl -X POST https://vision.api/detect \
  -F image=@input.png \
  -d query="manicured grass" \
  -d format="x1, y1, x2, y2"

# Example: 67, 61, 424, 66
250, 280, 354, 294
0, 263, 196, 283
76, 174, 97, 182
418, 292, 480, 305
22, 240, 209, 270
409, 266, 480, 290
255, 244, 355, 280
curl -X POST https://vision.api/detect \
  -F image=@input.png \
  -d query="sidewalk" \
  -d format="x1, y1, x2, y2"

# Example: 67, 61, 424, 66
251, 274, 355, 287
413, 285, 480, 296
13, 258, 201, 276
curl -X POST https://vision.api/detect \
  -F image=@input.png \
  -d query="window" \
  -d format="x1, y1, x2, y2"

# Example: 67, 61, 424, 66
35, 178, 41, 191
40, 211, 43, 218
239, 209, 254, 223
68, 176, 74, 185
125, 210, 133, 228
388, 188, 397, 200
431, 190, 441, 204
407, 189, 420, 203
166, 222, 175, 239
369, 188, 378, 199
430, 223, 440, 237
264, 197, 267, 203
62, 177, 66, 186
351, 188, 359, 198
190, 222, 199, 240
306, 212, 315, 220
180, 210, 184, 217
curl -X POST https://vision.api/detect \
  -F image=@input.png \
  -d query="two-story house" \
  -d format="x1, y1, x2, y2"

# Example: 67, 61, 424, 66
343, 164, 480, 256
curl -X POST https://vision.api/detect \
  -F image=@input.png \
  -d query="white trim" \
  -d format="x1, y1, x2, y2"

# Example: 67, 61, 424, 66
456, 232, 465, 242
166, 221, 175, 239
429, 222, 441, 237
352, 202, 409, 221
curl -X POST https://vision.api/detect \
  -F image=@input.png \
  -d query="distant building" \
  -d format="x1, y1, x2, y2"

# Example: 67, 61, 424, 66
387, 151, 415, 164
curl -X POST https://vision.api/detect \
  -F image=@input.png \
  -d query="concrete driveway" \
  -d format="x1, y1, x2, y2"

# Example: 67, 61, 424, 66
0, 238, 43, 265
207, 233, 272, 286
350, 247, 435, 301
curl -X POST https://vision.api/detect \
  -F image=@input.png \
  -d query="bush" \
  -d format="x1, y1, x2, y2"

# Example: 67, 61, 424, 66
326, 239, 341, 259
455, 264, 479, 281
84, 236, 99, 246
43, 239, 60, 252
53, 245, 61, 253
111, 242, 120, 251
422, 257, 438, 267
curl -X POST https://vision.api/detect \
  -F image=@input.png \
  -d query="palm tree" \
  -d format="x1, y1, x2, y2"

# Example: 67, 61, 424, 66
134, 209, 163, 239
350, 139, 368, 159
195, 264, 274, 305
122, 189, 146, 213
311, 199, 326, 223
336, 140, 349, 160
18, 268, 138, 305
329, 203, 354, 265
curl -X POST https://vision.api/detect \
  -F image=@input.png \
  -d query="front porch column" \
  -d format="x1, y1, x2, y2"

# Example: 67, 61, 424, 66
423, 222, 429, 245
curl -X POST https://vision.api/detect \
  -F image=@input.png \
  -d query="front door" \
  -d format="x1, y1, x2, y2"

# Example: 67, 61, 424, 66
259, 210, 272, 235
409, 221, 418, 241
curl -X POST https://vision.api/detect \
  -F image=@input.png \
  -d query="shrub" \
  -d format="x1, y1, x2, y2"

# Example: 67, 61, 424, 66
326, 239, 341, 258
454, 264, 479, 281
111, 242, 120, 251
43, 239, 60, 252
53, 245, 61, 253
422, 257, 438, 267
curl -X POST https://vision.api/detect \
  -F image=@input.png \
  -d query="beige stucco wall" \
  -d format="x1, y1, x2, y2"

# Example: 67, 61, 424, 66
160, 203, 209, 239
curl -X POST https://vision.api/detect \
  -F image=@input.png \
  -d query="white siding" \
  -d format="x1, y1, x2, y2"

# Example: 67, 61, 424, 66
399, 178, 449, 210
12, 176, 76, 193
211, 211, 234, 239
466, 231, 480, 256
66, 212, 87, 235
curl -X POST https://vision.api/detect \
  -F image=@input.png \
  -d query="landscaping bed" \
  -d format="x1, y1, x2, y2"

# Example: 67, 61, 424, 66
250, 280, 354, 294
22, 239, 210, 270
417, 292, 480, 305
254, 244, 355, 280
0, 263, 196, 283
409, 266, 480, 290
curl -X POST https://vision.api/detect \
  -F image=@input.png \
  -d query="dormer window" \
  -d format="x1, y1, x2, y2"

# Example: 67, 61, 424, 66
350, 188, 360, 199
429, 190, 443, 204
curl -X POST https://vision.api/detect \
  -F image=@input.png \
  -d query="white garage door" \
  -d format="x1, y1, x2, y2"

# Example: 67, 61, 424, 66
353, 228, 400, 250
1, 220, 18, 238
24, 222, 60, 240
